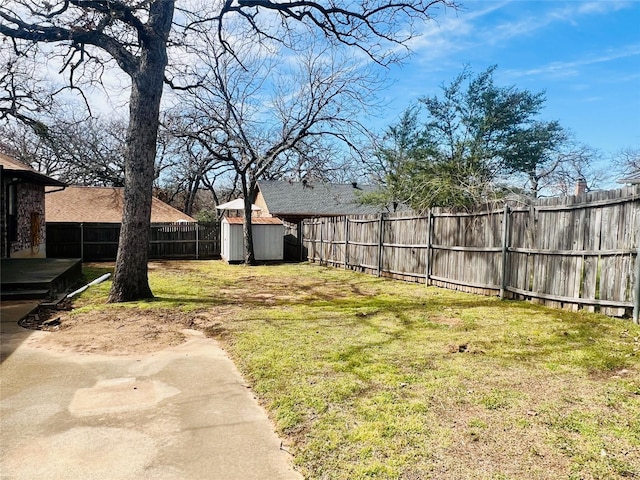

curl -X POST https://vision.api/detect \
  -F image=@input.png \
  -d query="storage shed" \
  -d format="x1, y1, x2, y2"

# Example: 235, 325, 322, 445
253, 180, 382, 261
221, 217, 284, 263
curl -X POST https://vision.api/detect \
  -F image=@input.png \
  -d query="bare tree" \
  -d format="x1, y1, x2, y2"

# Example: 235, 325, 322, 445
0, 120, 61, 174
158, 110, 241, 217
1, 0, 455, 300
161, 98, 357, 224
1, 0, 173, 301
1, 116, 128, 185
524, 142, 608, 196
172, 36, 377, 263
264, 135, 362, 183
613, 147, 640, 181
155, 122, 238, 217
0, 45, 56, 129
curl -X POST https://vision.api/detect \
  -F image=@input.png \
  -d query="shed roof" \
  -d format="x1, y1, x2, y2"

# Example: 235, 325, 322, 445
224, 217, 282, 225
45, 186, 196, 223
257, 180, 380, 217
0, 152, 66, 187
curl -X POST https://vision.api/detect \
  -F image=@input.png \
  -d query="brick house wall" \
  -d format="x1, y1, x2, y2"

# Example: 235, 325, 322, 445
9, 182, 46, 258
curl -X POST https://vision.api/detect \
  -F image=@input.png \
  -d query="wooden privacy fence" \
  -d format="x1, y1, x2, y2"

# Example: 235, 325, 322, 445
46, 222, 220, 261
302, 185, 640, 322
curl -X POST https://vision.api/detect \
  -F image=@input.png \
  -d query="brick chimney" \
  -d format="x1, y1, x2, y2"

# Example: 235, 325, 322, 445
575, 178, 587, 195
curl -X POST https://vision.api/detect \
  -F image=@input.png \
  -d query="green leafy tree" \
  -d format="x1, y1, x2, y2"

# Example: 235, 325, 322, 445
366, 66, 569, 211
362, 106, 431, 210
501, 120, 567, 197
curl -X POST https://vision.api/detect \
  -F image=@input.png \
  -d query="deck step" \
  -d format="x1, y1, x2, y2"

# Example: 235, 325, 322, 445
1, 258, 82, 301
0, 289, 50, 300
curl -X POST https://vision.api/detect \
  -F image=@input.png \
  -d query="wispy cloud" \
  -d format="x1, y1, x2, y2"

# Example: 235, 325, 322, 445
569, 1, 630, 16
506, 44, 640, 79
408, 0, 637, 63
381, 0, 639, 155
406, 1, 510, 61
479, 0, 634, 46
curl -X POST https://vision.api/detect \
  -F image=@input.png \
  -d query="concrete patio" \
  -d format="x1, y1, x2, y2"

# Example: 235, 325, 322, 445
0, 312, 302, 479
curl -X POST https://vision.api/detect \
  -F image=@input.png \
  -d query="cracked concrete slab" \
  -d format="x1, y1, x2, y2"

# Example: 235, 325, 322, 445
0, 328, 302, 480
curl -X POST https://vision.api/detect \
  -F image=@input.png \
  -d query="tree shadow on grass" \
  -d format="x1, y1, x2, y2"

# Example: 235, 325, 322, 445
138, 261, 640, 375
283, 292, 639, 377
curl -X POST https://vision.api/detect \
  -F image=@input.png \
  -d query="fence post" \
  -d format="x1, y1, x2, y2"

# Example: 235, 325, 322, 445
331, 219, 336, 266
319, 220, 323, 265
500, 205, 511, 299
195, 224, 200, 260
425, 210, 432, 286
377, 213, 384, 277
633, 244, 640, 324
344, 216, 349, 269
80, 222, 84, 262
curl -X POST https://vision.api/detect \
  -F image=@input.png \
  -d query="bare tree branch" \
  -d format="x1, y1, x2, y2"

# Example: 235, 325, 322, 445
1, 0, 455, 293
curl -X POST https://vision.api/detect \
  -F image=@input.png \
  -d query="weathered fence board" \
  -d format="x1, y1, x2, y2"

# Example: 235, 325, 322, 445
302, 185, 640, 320
47, 222, 220, 261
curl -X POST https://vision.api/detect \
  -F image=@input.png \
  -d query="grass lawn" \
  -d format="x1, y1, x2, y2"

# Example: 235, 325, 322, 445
73, 261, 639, 479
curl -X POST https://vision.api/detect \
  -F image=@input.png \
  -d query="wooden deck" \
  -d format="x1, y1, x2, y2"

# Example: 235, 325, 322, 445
0, 258, 82, 300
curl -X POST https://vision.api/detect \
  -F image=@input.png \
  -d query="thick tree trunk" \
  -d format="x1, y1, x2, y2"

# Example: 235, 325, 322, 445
183, 176, 200, 216
242, 177, 256, 265
108, 72, 163, 301
108, 2, 173, 302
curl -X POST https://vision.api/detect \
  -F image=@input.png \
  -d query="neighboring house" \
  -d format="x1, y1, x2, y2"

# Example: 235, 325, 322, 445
45, 185, 196, 223
254, 180, 379, 223
617, 173, 640, 185
45, 186, 198, 260
0, 152, 66, 258
254, 180, 381, 260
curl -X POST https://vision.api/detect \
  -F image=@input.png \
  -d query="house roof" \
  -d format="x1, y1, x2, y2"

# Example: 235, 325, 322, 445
45, 186, 196, 223
617, 173, 640, 185
0, 152, 66, 187
257, 180, 380, 217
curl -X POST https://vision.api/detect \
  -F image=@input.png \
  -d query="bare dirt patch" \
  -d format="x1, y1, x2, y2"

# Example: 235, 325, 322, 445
20, 260, 305, 356
32, 307, 240, 356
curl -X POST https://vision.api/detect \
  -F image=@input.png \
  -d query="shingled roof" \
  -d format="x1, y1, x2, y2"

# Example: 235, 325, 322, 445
256, 180, 380, 218
45, 186, 195, 223
617, 173, 640, 185
0, 152, 66, 187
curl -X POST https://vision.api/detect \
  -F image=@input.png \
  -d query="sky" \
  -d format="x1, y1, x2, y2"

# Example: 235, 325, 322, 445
27, 0, 639, 182
377, 0, 640, 163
